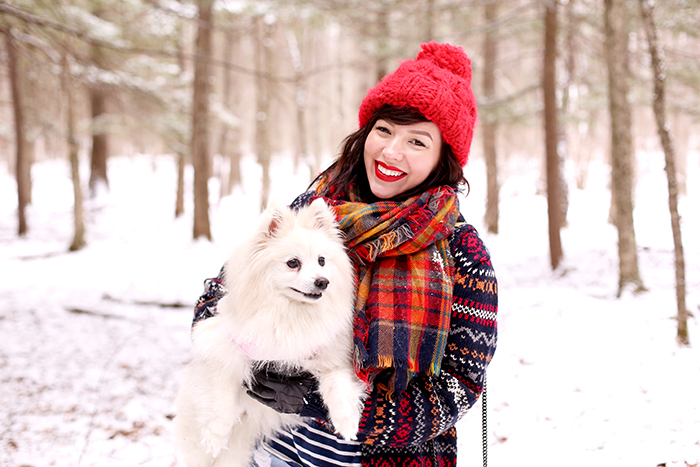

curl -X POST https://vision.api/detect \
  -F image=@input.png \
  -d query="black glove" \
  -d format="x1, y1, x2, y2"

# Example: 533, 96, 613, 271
246, 367, 316, 414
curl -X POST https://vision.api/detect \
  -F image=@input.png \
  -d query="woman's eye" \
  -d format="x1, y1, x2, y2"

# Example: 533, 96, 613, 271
318, 256, 325, 266
286, 258, 301, 269
411, 139, 427, 147
375, 125, 391, 134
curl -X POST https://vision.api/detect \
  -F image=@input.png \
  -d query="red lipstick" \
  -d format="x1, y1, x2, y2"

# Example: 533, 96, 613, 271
374, 161, 407, 182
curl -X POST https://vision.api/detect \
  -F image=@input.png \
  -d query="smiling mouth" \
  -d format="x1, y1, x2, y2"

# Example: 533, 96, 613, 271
291, 288, 323, 300
375, 161, 407, 182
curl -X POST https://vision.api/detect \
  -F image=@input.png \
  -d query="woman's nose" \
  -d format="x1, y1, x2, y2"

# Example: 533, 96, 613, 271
382, 137, 402, 160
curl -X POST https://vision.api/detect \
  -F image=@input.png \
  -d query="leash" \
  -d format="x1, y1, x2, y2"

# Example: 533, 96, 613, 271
482, 376, 488, 467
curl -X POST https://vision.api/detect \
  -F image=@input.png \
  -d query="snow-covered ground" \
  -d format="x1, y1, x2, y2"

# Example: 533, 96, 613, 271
1, 151, 698, 467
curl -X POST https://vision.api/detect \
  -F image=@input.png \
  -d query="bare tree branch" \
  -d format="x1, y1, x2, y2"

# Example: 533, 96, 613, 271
0, 2, 357, 82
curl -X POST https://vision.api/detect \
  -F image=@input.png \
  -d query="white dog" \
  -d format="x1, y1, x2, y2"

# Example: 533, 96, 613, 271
174, 199, 366, 467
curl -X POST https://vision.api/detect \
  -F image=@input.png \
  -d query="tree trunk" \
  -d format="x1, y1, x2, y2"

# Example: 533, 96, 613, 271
543, 0, 563, 269
175, 151, 186, 218
309, 29, 325, 183
226, 29, 242, 195
175, 27, 186, 218
638, 0, 688, 345
63, 54, 86, 251
604, 0, 645, 295
558, 0, 572, 226
293, 79, 308, 175
286, 29, 308, 174
375, 9, 390, 83
89, 43, 109, 194
191, 0, 213, 240
218, 29, 240, 199
5, 28, 30, 237
670, 112, 688, 196
228, 142, 242, 195
256, 16, 274, 210
483, 0, 500, 235
563, 0, 590, 191
334, 26, 345, 168
424, 0, 435, 42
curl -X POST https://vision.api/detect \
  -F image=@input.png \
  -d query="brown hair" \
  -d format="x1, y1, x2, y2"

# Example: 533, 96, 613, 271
314, 105, 468, 202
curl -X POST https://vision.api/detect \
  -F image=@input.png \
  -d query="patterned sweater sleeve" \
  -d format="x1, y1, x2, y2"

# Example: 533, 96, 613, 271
355, 223, 498, 447
192, 265, 227, 328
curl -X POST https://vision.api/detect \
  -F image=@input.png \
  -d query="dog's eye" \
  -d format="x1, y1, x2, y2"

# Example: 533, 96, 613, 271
318, 256, 325, 267
286, 258, 301, 269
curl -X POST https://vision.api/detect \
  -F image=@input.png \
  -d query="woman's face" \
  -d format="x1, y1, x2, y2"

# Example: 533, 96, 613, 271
363, 119, 442, 200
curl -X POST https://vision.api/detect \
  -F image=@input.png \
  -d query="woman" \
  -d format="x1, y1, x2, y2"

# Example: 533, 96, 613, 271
192, 42, 498, 467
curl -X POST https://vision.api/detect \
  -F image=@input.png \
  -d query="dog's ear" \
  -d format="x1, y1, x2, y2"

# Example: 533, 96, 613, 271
308, 198, 337, 232
267, 210, 284, 237
260, 201, 286, 238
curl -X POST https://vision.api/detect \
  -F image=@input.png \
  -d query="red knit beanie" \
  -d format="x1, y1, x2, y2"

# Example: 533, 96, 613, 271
358, 41, 478, 167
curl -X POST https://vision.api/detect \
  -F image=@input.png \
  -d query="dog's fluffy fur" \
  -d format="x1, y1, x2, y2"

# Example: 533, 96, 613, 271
174, 199, 366, 467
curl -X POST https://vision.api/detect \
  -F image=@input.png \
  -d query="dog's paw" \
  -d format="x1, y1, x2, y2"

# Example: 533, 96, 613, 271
332, 417, 360, 441
320, 374, 367, 441
199, 428, 230, 458
329, 406, 362, 441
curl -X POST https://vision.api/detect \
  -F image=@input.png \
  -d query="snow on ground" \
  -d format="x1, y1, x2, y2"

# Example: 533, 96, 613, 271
0, 151, 698, 467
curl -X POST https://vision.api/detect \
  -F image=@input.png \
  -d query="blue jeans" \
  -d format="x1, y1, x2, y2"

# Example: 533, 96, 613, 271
252, 447, 299, 467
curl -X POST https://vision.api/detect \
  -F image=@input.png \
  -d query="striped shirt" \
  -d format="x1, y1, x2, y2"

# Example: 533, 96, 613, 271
262, 419, 361, 467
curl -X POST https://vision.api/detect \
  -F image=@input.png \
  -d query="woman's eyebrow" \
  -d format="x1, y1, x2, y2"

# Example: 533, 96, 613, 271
411, 130, 434, 141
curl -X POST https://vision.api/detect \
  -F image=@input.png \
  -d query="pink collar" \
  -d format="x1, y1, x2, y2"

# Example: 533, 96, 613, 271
232, 337, 318, 361
233, 338, 269, 360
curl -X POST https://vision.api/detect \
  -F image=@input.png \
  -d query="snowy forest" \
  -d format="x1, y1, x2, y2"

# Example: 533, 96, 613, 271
1, 0, 699, 466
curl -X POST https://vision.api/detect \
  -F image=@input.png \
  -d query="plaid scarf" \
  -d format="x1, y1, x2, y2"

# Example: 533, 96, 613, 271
311, 181, 459, 394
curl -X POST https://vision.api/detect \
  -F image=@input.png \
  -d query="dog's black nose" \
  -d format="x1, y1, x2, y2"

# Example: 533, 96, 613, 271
314, 277, 329, 290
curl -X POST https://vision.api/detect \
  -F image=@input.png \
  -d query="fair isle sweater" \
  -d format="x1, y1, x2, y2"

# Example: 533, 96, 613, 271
192, 222, 498, 467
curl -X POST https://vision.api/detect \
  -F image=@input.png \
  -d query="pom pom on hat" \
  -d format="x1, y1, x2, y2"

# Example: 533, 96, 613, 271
416, 41, 472, 81
358, 42, 478, 167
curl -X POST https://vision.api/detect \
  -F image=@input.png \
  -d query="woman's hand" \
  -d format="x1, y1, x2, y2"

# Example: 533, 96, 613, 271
246, 367, 316, 414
